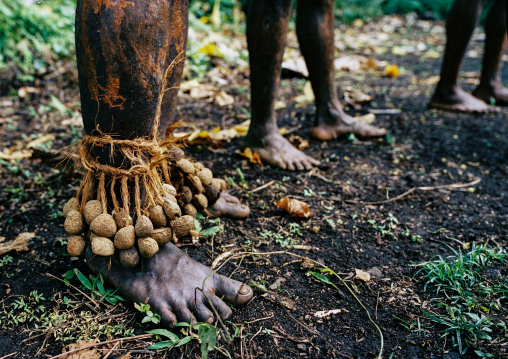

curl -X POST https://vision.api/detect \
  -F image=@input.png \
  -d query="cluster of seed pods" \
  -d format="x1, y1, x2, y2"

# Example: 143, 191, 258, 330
62, 159, 228, 268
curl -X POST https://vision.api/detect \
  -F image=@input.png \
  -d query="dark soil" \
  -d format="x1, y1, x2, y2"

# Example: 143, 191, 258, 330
0, 16, 507, 359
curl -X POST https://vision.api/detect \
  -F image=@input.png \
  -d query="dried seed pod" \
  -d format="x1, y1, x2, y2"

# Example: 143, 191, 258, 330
180, 186, 193, 204
204, 184, 220, 205
114, 225, 135, 250
63, 198, 79, 217
148, 205, 167, 228
176, 159, 195, 174
91, 236, 115, 256
172, 147, 184, 161
119, 246, 140, 268
64, 210, 85, 235
84, 200, 103, 224
189, 175, 204, 193
163, 199, 181, 220
67, 235, 86, 257
165, 193, 178, 204
197, 168, 213, 186
151, 227, 173, 246
211, 178, 228, 192
192, 193, 208, 210
194, 162, 204, 171
183, 203, 198, 219
138, 237, 159, 259
135, 215, 153, 238
163, 184, 177, 197
90, 213, 117, 238
173, 215, 194, 238
113, 208, 133, 228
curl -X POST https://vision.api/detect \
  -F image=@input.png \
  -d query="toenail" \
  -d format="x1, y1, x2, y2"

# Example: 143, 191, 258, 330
238, 284, 251, 295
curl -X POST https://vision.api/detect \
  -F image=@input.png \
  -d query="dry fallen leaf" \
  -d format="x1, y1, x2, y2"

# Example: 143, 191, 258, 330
384, 64, 400, 78
294, 81, 315, 108
61, 340, 100, 359
0, 232, 35, 256
354, 268, 371, 282
212, 91, 234, 107
289, 135, 309, 150
237, 147, 262, 166
276, 197, 312, 218
0, 149, 32, 161
343, 88, 373, 104
27, 133, 55, 149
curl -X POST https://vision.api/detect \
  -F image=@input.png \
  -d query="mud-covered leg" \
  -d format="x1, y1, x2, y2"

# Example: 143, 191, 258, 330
429, 0, 493, 112
473, 0, 508, 105
296, 0, 386, 140
243, 0, 320, 171
76, 0, 252, 326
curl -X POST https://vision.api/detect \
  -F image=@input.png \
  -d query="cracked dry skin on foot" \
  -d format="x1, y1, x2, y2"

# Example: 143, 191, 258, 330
429, 86, 497, 113
244, 132, 320, 171
86, 242, 253, 326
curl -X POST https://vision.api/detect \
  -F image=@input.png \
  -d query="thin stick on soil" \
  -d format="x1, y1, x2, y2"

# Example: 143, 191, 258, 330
344, 178, 481, 205
44, 272, 100, 309
47, 334, 154, 359
0, 353, 17, 359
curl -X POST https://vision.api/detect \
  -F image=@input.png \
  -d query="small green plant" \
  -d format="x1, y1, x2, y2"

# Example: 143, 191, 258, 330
147, 322, 217, 359
303, 188, 316, 197
235, 168, 247, 188
0, 255, 13, 267
416, 242, 508, 356
135, 303, 161, 325
368, 213, 398, 239
64, 269, 126, 305
194, 219, 223, 238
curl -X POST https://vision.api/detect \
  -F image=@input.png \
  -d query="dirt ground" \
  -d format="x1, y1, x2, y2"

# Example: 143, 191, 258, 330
0, 15, 507, 359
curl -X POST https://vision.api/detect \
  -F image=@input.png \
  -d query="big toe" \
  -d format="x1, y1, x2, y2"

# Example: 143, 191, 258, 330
213, 274, 253, 306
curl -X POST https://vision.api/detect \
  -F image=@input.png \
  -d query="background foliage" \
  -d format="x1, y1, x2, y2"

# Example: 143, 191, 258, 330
0, 0, 455, 81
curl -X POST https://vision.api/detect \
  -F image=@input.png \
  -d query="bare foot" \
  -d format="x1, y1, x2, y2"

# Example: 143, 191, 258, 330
310, 112, 386, 141
429, 85, 494, 113
473, 85, 508, 106
86, 243, 253, 326
208, 192, 250, 219
244, 132, 320, 171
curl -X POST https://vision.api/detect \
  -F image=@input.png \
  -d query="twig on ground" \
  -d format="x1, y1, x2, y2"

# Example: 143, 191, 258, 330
47, 334, 154, 359
248, 180, 276, 193
0, 353, 17, 359
102, 341, 120, 359
43, 272, 100, 309
344, 178, 481, 205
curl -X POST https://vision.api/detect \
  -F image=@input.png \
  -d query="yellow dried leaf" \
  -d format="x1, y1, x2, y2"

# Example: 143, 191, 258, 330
237, 147, 262, 166
213, 91, 234, 107
384, 64, 400, 78
354, 113, 376, 125
0, 149, 32, 160
294, 81, 315, 108
276, 197, 312, 218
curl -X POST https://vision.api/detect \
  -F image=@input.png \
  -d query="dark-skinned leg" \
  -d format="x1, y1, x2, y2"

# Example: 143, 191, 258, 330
296, 0, 386, 140
429, 0, 492, 112
473, 0, 508, 105
243, 0, 320, 171
76, 0, 252, 326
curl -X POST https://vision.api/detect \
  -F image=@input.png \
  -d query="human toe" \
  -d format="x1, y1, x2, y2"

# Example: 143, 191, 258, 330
213, 275, 253, 306
205, 294, 233, 320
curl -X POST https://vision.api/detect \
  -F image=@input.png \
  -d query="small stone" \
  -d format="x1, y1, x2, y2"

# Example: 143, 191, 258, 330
176, 158, 195, 174
138, 237, 159, 259
83, 200, 103, 225
91, 236, 115, 256
148, 205, 167, 228
163, 199, 181, 220
173, 215, 194, 238
113, 208, 133, 228
63, 198, 79, 217
64, 210, 84, 235
197, 168, 213, 185
90, 213, 117, 238
67, 235, 86, 257
135, 215, 153, 238
119, 246, 140, 268
151, 227, 173, 246
114, 225, 135, 249
183, 203, 198, 218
